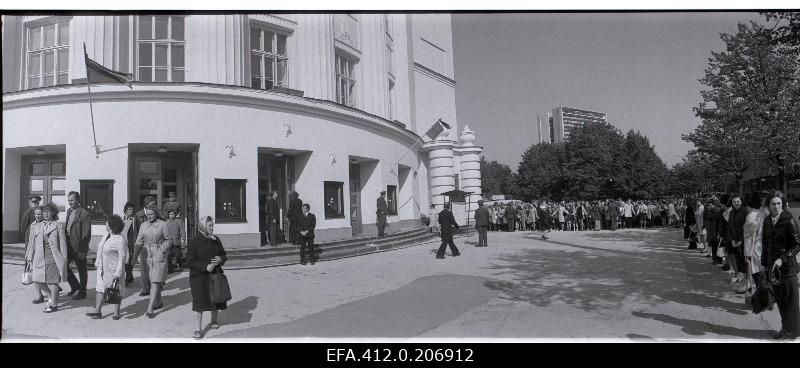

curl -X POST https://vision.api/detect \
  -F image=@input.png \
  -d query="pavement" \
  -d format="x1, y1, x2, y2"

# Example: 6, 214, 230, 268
2, 227, 792, 341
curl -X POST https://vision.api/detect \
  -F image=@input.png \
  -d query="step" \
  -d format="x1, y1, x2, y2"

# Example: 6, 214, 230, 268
228, 229, 428, 255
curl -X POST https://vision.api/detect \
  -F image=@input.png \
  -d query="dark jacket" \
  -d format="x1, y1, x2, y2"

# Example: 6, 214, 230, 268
591, 205, 602, 220
20, 207, 36, 244
761, 211, 800, 278
685, 205, 696, 227
265, 197, 278, 223
376, 197, 388, 215
298, 213, 316, 238
731, 207, 747, 243
65, 206, 92, 253
475, 206, 490, 227
438, 209, 460, 238
704, 206, 723, 240
505, 206, 517, 220
608, 202, 620, 217
288, 197, 303, 221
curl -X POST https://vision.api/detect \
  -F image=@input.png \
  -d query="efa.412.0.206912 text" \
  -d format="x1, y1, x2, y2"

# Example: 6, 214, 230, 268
326, 348, 475, 363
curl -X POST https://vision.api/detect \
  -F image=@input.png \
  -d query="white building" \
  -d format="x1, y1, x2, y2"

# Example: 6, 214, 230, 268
2, 14, 483, 248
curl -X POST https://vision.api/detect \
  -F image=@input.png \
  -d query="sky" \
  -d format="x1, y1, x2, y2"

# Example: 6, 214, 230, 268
452, 12, 762, 170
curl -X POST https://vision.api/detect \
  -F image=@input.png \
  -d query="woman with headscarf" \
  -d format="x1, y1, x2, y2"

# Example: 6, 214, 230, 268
132, 205, 172, 318
187, 216, 228, 339
761, 191, 800, 340
87, 215, 129, 320
25, 203, 68, 313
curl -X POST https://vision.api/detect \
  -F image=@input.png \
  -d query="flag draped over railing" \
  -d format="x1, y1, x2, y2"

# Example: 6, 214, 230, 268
83, 43, 133, 157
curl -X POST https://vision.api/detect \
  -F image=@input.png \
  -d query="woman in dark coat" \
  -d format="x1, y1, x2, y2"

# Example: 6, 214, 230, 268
761, 191, 800, 340
187, 216, 227, 339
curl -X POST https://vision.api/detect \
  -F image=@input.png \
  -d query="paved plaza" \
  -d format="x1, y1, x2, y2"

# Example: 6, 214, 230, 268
2, 227, 789, 341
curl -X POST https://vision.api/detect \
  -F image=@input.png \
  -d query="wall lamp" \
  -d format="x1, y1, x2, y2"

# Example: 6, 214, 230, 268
225, 145, 236, 159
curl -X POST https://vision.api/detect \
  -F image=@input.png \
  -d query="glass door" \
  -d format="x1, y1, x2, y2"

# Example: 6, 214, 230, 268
21, 155, 66, 215
130, 156, 161, 209
349, 164, 362, 235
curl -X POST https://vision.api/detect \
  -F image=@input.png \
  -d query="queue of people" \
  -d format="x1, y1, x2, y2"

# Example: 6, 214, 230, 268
681, 191, 799, 341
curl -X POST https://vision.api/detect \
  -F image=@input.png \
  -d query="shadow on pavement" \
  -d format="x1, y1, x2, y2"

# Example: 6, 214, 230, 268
484, 229, 766, 339
223, 296, 259, 325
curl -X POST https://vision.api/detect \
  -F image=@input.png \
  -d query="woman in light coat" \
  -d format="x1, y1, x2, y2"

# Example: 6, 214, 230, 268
132, 205, 173, 318
87, 215, 129, 320
24, 203, 68, 313
427, 205, 439, 234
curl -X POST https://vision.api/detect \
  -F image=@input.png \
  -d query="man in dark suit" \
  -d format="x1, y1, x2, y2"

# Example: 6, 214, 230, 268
436, 203, 461, 259
65, 191, 91, 300
298, 203, 317, 265
20, 194, 41, 244
265, 191, 279, 246
608, 199, 620, 231
474, 200, 490, 247
505, 204, 517, 232
288, 191, 303, 245
376, 191, 388, 236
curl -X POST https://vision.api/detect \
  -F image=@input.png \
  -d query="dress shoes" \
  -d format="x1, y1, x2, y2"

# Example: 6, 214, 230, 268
153, 303, 163, 310
452, 253, 461, 257
86, 312, 102, 319
72, 291, 87, 300
66, 289, 78, 296
436, 255, 445, 259
32, 296, 46, 304
139, 291, 150, 296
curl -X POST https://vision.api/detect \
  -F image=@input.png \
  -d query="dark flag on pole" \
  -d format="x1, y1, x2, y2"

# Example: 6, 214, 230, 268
84, 52, 133, 88
423, 118, 451, 140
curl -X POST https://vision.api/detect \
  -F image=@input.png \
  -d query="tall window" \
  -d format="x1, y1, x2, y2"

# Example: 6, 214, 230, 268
137, 15, 185, 82
80, 180, 114, 223
26, 20, 70, 89
215, 179, 247, 222
250, 26, 288, 90
387, 185, 398, 215
335, 52, 357, 107
323, 181, 345, 219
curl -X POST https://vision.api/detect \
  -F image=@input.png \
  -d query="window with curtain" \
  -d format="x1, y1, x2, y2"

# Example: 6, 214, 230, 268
137, 15, 185, 82
250, 25, 288, 90
26, 19, 70, 89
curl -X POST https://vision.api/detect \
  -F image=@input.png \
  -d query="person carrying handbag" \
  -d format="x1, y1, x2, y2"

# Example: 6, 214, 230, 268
86, 215, 129, 320
187, 216, 228, 339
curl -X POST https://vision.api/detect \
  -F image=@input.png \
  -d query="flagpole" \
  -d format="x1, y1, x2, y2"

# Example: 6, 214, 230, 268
84, 43, 100, 157
391, 118, 447, 174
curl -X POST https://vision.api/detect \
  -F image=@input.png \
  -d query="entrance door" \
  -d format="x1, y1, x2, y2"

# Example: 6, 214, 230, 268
258, 154, 295, 243
349, 164, 362, 235
130, 153, 195, 237
130, 156, 161, 208
21, 155, 67, 215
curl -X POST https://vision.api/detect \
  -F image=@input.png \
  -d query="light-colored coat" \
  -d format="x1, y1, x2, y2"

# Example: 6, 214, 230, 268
95, 233, 129, 292
25, 220, 68, 282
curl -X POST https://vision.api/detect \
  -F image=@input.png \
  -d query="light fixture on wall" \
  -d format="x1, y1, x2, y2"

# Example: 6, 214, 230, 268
157, 146, 168, 153
226, 145, 236, 159
36, 148, 46, 155
412, 169, 418, 176
329, 153, 337, 165
282, 123, 292, 137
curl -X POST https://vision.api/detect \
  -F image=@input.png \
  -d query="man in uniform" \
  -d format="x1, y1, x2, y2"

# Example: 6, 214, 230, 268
608, 199, 620, 231
474, 200, 490, 247
163, 191, 182, 218
288, 191, 303, 245
265, 191, 279, 246
505, 203, 517, 232
376, 191, 388, 236
436, 203, 460, 259
20, 194, 41, 245
65, 191, 91, 300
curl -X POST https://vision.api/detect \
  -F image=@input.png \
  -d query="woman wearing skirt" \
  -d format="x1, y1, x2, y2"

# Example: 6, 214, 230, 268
25, 203, 68, 313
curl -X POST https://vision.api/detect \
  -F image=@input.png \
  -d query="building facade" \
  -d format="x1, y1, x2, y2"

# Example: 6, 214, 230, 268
2, 14, 482, 248
537, 106, 607, 144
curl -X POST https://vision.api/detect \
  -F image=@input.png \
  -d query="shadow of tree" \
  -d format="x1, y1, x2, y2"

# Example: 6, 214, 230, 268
630, 311, 770, 339
483, 229, 765, 339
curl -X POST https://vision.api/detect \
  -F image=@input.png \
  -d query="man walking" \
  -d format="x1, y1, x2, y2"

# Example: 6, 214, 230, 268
474, 200, 490, 247
65, 191, 91, 300
436, 203, 461, 259
288, 191, 303, 245
376, 191, 388, 236
298, 203, 317, 265
265, 191, 279, 246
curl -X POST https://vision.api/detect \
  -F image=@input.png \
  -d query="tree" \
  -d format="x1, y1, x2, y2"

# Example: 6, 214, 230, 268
686, 21, 800, 194
562, 121, 625, 199
619, 130, 670, 199
479, 156, 514, 197
763, 11, 800, 46
667, 150, 720, 195
514, 143, 568, 201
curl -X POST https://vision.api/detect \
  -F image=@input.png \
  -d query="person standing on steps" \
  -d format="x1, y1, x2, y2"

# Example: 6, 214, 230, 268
376, 191, 388, 237
298, 203, 317, 265
436, 203, 460, 259
264, 191, 279, 246
287, 191, 303, 245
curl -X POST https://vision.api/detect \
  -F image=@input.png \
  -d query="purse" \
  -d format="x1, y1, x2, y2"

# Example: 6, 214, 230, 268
716, 241, 726, 258
22, 261, 33, 285
209, 266, 232, 304
104, 278, 122, 304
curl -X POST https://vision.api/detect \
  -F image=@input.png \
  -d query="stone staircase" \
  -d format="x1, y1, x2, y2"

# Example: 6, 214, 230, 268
3, 228, 443, 270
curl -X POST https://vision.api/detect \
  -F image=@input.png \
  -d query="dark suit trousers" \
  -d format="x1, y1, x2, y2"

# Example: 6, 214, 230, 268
610, 216, 618, 230
774, 275, 799, 337
300, 236, 316, 262
290, 219, 300, 243
66, 246, 88, 292
267, 218, 278, 244
477, 226, 488, 246
377, 214, 387, 235
437, 235, 459, 257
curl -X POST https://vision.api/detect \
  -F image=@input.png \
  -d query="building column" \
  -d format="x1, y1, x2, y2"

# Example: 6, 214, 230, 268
454, 125, 483, 226
422, 138, 456, 210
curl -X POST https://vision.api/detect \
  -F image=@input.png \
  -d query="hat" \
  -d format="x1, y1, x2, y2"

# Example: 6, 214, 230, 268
29, 195, 42, 202
168, 191, 176, 197
478, 200, 484, 205
380, 191, 386, 194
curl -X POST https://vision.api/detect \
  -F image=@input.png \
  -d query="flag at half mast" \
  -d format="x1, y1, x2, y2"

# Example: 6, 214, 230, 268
423, 118, 451, 140
84, 47, 133, 88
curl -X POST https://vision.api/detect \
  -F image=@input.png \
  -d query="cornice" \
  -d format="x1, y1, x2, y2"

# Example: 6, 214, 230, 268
413, 63, 455, 88
2, 83, 422, 147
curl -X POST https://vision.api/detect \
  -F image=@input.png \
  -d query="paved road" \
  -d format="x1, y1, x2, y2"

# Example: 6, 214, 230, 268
2, 228, 786, 341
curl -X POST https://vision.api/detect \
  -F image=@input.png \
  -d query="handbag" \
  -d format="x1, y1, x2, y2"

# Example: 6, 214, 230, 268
22, 261, 33, 285
103, 278, 121, 304
716, 241, 726, 258
209, 266, 232, 304
751, 275, 775, 314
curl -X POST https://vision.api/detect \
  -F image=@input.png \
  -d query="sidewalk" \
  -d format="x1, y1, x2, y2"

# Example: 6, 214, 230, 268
2, 228, 785, 340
